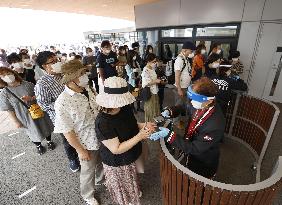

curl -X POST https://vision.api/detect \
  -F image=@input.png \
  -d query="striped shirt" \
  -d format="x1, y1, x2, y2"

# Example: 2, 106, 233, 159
34, 74, 64, 124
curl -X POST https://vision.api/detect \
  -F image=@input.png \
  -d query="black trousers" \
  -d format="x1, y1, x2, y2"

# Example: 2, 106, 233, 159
61, 134, 78, 161
158, 87, 165, 110
92, 77, 99, 94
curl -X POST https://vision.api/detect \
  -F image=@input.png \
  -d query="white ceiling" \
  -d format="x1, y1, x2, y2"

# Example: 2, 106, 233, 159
0, 0, 159, 21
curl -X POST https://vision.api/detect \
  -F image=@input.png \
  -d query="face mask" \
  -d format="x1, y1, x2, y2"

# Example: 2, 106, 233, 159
232, 58, 239, 62
216, 49, 221, 54
23, 59, 31, 64
1, 74, 15, 84
104, 49, 111, 54
212, 62, 220, 68
201, 49, 206, 55
188, 53, 194, 58
57, 54, 62, 58
133, 56, 137, 60
70, 56, 75, 60
13, 62, 23, 69
51, 62, 62, 73
191, 100, 203, 109
78, 74, 89, 87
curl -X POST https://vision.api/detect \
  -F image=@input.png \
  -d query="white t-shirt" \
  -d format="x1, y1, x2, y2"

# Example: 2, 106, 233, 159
141, 66, 158, 94
174, 53, 192, 89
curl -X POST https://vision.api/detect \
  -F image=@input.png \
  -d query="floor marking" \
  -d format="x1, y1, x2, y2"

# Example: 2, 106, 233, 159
12, 152, 26, 159
8, 132, 19, 137
18, 186, 36, 198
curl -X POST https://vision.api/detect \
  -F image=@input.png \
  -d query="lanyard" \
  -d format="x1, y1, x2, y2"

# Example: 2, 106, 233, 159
186, 106, 215, 139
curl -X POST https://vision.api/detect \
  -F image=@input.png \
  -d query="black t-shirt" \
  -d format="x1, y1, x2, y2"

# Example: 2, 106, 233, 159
96, 51, 118, 79
95, 106, 142, 167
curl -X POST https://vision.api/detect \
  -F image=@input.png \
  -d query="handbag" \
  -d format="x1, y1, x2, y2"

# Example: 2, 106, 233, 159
6, 88, 44, 120
139, 86, 152, 102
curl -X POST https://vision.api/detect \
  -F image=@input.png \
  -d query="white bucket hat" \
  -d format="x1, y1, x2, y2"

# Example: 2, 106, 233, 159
96, 76, 136, 108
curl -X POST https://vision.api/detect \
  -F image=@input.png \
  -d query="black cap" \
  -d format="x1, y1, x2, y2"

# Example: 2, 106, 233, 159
131, 42, 140, 49
182, 41, 196, 50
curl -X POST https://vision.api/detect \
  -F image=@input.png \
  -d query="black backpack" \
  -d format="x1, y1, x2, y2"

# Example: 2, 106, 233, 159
167, 56, 187, 84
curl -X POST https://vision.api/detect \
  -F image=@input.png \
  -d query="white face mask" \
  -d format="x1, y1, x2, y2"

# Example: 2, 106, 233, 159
133, 56, 137, 60
188, 53, 194, 58
201, 49, 206, 55
211, 62, 220, 68
51, 62, 63, 73
23, 59, 31, 64
78, 74, 89, 87
12, 62, 24, 73
1, 74, 16, 84
191, 100, 203, 109
70, 56, 75, 60
232, 58, 239, 62
216, 49, 221, 54
12, 62, 23, 69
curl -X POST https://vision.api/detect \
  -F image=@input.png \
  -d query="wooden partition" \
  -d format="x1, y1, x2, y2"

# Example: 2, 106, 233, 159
225, 92, 280, 181
160, 141, 282, 205
160, 93, 282, 204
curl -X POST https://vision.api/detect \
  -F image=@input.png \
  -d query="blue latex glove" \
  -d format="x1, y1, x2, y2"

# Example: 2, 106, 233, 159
161, 110, 170, 118
149, 127, 170, 141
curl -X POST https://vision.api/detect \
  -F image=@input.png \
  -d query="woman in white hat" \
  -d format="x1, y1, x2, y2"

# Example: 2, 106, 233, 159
95, 76, 156, 205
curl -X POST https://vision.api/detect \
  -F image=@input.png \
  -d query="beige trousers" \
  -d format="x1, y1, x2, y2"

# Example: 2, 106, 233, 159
79, 150, 104, 202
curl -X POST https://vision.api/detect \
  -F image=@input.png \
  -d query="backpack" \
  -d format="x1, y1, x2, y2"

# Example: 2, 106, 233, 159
166, 56, 187, 84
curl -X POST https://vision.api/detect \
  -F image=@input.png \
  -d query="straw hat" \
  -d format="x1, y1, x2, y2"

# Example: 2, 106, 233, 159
96, 76, 136, 108
61, 60, 87, 84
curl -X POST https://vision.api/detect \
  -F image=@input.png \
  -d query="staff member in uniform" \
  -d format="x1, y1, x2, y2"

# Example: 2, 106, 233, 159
155, 77, 225, 178
174, 41, 196, 129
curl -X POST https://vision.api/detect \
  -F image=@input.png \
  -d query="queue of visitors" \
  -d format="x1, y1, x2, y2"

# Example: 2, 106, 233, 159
0, 40, 248, 205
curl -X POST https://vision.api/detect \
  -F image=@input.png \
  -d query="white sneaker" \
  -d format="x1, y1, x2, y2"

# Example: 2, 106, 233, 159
85, 198, 99, 205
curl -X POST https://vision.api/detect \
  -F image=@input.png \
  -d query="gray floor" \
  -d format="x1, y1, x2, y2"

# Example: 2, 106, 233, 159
0, 88, 281, 205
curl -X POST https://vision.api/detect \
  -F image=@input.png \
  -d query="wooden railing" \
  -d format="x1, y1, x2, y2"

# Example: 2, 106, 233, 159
160, 92, 282, 205
225, 92, 280, 181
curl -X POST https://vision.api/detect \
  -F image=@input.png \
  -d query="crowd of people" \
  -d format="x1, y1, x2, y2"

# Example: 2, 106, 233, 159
0, 40, 248, 205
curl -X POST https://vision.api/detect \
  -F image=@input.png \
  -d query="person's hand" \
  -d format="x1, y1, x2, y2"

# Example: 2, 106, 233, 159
21, 95, 33, 102
161, 110, 170, 118
178, 88, 184, 98
155, 79, 162, 84
137, 126, 153, 140
78, 149, 92, 161
15, 121, 24, 129
149, 127, 170, 141
145, 122, 157, 132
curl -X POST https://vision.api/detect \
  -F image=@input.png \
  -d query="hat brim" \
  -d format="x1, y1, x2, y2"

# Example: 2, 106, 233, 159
61, 67, 88, 84
96, 91, 136, 108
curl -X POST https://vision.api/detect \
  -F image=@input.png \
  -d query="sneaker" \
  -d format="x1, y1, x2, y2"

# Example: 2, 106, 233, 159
69, 159, 80, 173
36, 145, 46, 155
85, 198, 99, 205
47, 141, 56, 150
